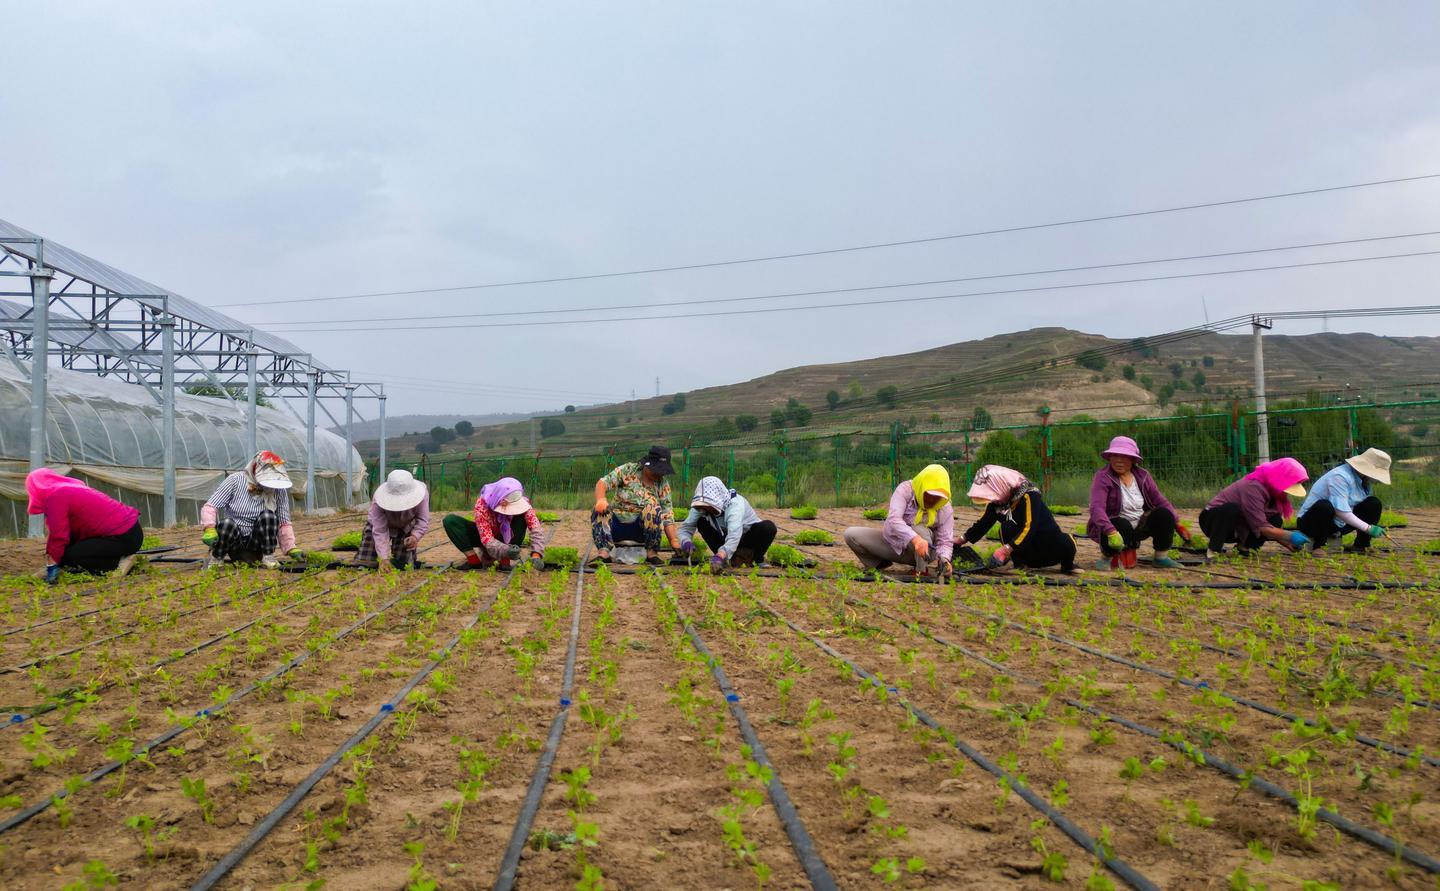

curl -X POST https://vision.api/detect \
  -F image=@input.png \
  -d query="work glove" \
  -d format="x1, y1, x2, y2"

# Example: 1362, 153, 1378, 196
1367, 525, 1387, 539
1175, 522, 1193, 542
679, 540, 695, 556
403, 535, 419, 551
1105, 531, 1125, 551
938, 559, 953, 580
44, 564, 61, 585
709, 555, 727, 574
201, 527, 218, 546
1287, 531, 1311, 549
530, 553, 545, 571
986, 544, 1012, 569
505, 544, 522, 562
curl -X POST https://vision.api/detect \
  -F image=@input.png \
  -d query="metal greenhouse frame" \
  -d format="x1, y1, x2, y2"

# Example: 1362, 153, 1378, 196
0, 219, 388, 537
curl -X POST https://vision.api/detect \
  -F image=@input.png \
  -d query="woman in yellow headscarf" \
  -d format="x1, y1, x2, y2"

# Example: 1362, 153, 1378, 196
843, 464, 954, 577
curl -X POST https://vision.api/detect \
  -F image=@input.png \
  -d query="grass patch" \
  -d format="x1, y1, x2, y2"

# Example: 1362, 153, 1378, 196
767, 544, 809, 567
793, 529, 833, 545
1050, 505, 1082, 516
331, 531, 363, 551
789, 505, 818, 520
1379, 510, 1409, 528
862, 508, 887, 521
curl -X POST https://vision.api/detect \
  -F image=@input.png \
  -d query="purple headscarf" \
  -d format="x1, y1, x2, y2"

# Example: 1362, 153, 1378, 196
479, 477, 524, 543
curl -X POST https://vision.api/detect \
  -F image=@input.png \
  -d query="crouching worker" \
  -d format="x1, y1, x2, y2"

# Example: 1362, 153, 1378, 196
443, 477, 545, 570
843, 464, 954, 578
1296, 448, 1390, 553
591, 445, 679, 566
27, 468, 143, 582
201, 450, 300, 566
957, 464, 1076, 573
356, 469, 429, 570
1087, 436, 1191, 570
1199, 458, 1310, 556
678, 476, 777, 572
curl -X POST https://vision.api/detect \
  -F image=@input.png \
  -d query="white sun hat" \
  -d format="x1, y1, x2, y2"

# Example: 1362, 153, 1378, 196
494, 488, 532, 516
374, 469, 428, 512
254, 463, 293, 490
1345, 448, 1392, 485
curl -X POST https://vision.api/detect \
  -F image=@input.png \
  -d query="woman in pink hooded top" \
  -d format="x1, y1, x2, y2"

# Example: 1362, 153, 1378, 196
27, 468, 143, 582
1199, 458, 1312, 556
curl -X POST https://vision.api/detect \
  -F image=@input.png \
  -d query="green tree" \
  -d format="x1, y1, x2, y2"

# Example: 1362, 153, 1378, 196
876, 385, 899, 408
847, 380, 863, 399
564, 405, 576, 413
1191, 371, 1206, 389
1121, 364, 1136, 381
539, 418, 565, 438
826, 389, 841, 410
770, 409, 788, 429
972, 406, 993, 430
1168, 362, 1184, 379
417, 441, 440, 455
604, 416, 619, 429
736, 414, 759, 432
785, 397, 812, 426
455, 420, 475, 437
430, 426, 456, 444
1202, 355, 1215, 368
1076, 350, 1107, 371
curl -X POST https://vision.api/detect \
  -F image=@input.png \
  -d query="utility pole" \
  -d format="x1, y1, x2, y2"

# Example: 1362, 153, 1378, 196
27, 253, 53, 539
1252, 315, 1273, 464
529, 416, 537, 451
654, 376, 660, 398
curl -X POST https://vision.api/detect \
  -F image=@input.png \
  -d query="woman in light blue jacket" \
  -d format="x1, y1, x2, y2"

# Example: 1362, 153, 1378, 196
677, 476, 777, 571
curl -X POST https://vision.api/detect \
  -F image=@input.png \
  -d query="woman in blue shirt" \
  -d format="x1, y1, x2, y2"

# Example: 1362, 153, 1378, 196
677, 476, 776, 571
1294, 448, 1390, 552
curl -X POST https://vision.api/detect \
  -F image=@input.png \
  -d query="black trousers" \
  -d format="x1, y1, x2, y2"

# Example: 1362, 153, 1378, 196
697, 520, 777, 565
61, 521, 143, 574
1101, 507, 1176, 555
1199, 503, 1279, 553
1295, 496, 1381, 549
1013, 532, 1076, 573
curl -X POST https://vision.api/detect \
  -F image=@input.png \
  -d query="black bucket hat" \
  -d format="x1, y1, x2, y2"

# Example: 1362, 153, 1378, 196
641, 445, 675, 476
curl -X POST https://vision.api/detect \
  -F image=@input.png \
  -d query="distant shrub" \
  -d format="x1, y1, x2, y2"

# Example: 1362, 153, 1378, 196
876, 385, 899, 408
790, 505, 818, 520
793, 529, 833, 545
736, 414, 759, 432
539, 418, 566, 438
1076, 350, 1107, 371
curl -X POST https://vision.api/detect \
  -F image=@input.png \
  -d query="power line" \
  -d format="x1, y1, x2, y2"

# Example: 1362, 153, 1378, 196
255, 229, 1440, 329
214, 171, 1440, 309
266, 248, 1440, 333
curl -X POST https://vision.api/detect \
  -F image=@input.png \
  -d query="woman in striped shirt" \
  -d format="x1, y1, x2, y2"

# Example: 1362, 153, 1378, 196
201, 450, 301, 565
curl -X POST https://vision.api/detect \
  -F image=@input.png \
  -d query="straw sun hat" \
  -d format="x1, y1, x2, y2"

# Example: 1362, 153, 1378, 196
1345, 448, 1392, 486
374, 469, 428, 512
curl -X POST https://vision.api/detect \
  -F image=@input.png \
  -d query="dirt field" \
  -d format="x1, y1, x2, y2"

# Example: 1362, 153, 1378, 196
0, 507, 1436, 889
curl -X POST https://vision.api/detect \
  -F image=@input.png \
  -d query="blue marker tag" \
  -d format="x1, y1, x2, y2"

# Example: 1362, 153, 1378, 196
9, 714, 23, 723
887, 687, 898, 694
1196, 681, 1210, 689
560, 698, 571, 707
380, 703, 394, 712
726, 693, 739, 702
196, 709, 210, 718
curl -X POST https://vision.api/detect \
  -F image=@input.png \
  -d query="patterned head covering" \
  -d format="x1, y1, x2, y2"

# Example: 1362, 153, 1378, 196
691, 476, 734, 514
966, 465, 1029, 505
243, 450, 288, 509
1245, 458, 1308, 519
479, 477, 526, 542
25, 468, 87, 515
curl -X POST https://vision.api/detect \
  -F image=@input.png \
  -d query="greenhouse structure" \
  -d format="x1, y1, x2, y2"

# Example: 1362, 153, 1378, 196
0, 219, 385, 537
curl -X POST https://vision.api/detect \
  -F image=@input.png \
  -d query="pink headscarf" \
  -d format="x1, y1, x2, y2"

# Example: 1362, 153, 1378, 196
479, 477, 524, 543
26, 468, 87, 515
966, 465, 1030, 503
1245, 458, 1308, 519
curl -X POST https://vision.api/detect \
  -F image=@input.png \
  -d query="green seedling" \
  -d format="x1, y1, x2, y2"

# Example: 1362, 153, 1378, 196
181, 776, 215, 823
792, 529, 833, 545
862, 508, 887, 521
789, 505, 818, 520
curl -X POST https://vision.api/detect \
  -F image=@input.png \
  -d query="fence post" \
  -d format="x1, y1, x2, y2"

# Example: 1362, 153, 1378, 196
963, 429, 974, 486
888, 423, 900, 492
463, 454, 474, 506
1038, 406, 1053, 497
1346, 405, 1358, 454
728, 448, 735, 487
777, 433, 788, 508
834, 445, 842, 507
682, 435, 692, 494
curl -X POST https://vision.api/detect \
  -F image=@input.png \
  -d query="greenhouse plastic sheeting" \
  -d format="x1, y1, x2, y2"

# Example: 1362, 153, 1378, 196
0, 362, 363, 535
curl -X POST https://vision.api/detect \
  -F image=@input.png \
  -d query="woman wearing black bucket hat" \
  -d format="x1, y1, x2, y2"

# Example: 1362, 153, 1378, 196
591, 445, 680, 565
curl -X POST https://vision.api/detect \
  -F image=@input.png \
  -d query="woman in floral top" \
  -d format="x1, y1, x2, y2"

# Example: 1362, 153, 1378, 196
443, 477, 546, 570
591, 445, 680, 565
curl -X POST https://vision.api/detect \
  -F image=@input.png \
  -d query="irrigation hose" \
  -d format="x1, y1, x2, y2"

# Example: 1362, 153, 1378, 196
492, 547, 591, 891
0, 570, 446, 836
190, 567, 512, 891
742, 589, 1159, 891
665, 578, 839, 891
847, 593, 1440, 875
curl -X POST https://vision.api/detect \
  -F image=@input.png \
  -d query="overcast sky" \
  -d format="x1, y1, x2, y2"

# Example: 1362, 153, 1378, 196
4, 2, 1439, 417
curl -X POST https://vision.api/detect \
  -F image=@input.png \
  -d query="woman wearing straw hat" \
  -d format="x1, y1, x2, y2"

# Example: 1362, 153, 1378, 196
1086, 435, 1192, 570
201, 450, 302, 566
1199, 457, 1311, 556
1295, 448, 1391, 553
26, 468, 144, 582
356, 469, 430, 570
443, 476, 546, 570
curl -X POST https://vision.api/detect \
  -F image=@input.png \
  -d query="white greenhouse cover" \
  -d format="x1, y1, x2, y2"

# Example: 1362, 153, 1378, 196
0, 361, 364, 503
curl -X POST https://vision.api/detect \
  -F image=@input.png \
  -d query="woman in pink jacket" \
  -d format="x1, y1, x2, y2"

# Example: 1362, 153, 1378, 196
27, 468, 143, 582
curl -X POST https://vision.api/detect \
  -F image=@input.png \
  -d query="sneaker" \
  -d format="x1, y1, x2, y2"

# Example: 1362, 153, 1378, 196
1151, 555, 1183, 569
113, 555, 137, 578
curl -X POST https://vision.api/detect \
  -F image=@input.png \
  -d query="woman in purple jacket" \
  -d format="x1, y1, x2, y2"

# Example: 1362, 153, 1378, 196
1087, 436, 1192, 570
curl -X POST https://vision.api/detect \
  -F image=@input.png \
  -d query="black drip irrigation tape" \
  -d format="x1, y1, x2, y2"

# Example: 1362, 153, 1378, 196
190, 567, 510, 891
0, 571, 442, 837
24, 562, 198, 610
740, 589, 1159, 891
2, 574, 368, 728
664, 579, 838, 891
1, 576, 211, 637
923, 590, 1440, 770
845, 592, 1440, 875
492, 548, 590, 891
0, 570, 313, 676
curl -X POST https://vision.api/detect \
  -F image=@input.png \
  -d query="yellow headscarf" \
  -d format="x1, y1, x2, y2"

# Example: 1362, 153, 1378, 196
911, 463, 951, 526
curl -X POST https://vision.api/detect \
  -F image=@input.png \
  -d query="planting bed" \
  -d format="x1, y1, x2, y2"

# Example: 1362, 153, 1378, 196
0, 509, 1436, 889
